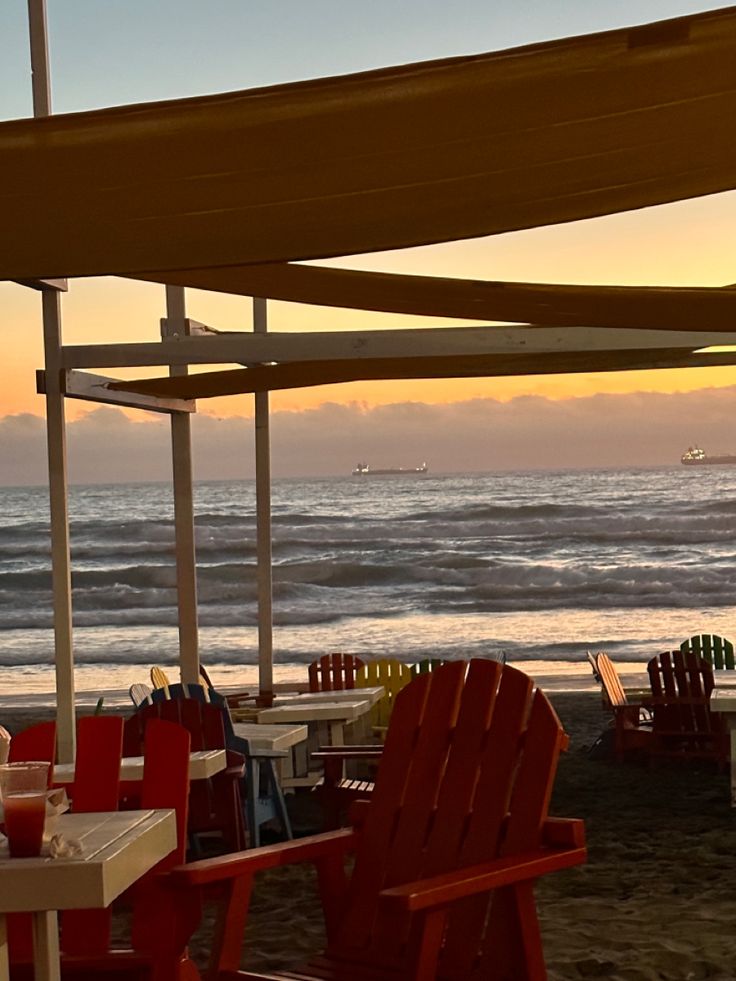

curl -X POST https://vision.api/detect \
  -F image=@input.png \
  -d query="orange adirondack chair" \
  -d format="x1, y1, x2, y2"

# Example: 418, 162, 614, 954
589, 652, 653, 761
308, 652, 365, 692
172, 659, 586, 981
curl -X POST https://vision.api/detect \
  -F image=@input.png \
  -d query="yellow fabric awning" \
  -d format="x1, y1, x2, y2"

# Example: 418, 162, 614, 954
133, 264, 736, 332
2, 6, 736, 280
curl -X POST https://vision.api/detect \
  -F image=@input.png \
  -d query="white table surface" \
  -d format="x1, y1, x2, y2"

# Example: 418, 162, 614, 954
0, 809, 176, 981
256, 697, 372, 725
270, 686, 384, 708
52, 749, 227, 785
233, 722, 308, 752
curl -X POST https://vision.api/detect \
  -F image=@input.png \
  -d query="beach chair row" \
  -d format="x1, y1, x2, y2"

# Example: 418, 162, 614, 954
588, 646, 730, 766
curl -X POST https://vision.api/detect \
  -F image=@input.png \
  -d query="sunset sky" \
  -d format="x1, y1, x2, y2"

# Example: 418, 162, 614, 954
1, 0, 735, 480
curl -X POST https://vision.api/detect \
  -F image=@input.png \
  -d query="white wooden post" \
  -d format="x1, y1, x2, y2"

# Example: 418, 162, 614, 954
254, 298, 274, 704
28, 0, 76, 762
163, 287, 200, 684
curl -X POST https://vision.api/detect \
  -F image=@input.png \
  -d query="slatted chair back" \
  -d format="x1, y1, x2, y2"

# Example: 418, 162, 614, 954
357, 657, 414, 729
328, 660, 575, 976
150, 665, 172, 691
8, 721, 56, 782
129, 682, 153, 707
594, 652, 629, 708
647, 649, 726, 763
125, 694, 247, 852
411, 657, 448, 676
308, 652, 365, 692
681, 633, 736, 670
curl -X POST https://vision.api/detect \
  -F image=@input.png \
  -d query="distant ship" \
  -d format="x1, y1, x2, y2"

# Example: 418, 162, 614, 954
352, 462, 428, 476
681, 446, 736, 466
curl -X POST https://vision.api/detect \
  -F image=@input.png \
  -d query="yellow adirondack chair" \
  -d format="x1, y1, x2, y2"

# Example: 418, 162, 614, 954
149, 665, 171, 692
356, 657, 414, 734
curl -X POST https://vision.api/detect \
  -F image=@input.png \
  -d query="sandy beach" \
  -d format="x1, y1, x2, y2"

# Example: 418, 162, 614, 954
4, 689, 736, 980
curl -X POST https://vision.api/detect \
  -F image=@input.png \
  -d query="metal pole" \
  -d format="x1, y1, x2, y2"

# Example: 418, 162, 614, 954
253, 297, 274, 704
28, 0, 76, 762
164, 286, 200, 684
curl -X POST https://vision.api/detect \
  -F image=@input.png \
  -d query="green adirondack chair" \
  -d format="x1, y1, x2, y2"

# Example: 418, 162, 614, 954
681, 634, 735, 670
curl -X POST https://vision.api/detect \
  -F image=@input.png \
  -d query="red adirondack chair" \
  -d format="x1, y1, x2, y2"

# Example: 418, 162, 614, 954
8, 720, 57, 780
308, 652, 365, 692
647, 649, 728, 765
57, 719, 194, 979
125, 697, 247, 852
171, 659, 586, 981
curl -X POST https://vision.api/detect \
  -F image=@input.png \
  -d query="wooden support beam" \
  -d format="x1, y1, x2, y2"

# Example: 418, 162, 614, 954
13, 278, 68, 292
36, 369, 196, 414
61, 324, 736, 371
106, 347, 736, 399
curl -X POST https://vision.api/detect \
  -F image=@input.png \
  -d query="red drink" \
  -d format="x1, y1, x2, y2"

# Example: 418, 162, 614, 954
4, 791, 47, 857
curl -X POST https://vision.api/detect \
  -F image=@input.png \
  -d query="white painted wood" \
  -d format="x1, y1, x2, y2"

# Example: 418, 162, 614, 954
27, 0, 75, 765
57, 369, 195, 413
32, 911, 60, 981
0, 810, 176, 911
61, 324, 736, 371
709, 686, 736, 807
254, 297, 274, 701
163, 289, 201, 686
271, 686, 385, 707
232, 722, 308, 752
52, 749, 227, 784
256, 698, 373, 725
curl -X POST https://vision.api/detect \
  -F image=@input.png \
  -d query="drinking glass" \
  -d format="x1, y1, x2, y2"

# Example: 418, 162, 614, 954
0, 762, 50, 858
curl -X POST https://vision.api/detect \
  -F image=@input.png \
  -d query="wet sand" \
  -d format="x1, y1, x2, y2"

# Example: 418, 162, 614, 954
4, 691, 736, 980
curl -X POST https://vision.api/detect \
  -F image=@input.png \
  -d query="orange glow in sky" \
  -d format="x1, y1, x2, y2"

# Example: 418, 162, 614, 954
3, 189, 736, 422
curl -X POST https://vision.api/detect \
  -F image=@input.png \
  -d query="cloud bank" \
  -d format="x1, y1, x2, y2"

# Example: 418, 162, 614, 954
1, 387, 734, 486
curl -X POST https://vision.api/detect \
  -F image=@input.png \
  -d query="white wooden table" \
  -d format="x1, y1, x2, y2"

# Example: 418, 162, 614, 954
269, 686, 384, 708
233, 722, 309, 788
52, 749, 227, 785
256, 697, 373, 744
257, 698, 375, 788
710, 673, 736, 806
0, 809, 176, 981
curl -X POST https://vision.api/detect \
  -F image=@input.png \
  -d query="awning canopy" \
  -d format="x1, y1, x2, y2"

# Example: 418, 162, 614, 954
2, 5, 736, 280
133, 264, 736, 332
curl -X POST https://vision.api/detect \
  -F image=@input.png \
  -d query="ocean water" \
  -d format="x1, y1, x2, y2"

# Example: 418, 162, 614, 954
1, 467, 735, 697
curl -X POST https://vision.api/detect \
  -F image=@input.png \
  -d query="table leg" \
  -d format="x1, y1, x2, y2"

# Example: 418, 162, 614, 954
32, 910, 61, 981
0, 913, 9, 981
329, 722, 345, 747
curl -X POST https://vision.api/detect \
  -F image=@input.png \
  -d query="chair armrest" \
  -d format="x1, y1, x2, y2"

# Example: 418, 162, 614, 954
171, 828, 358, 887
380, 821, 586, 913
312, 747, 383, 762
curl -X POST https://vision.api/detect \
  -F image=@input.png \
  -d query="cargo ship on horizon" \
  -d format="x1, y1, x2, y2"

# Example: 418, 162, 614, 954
681, 446, 736, 466
352, 462, 428, 476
